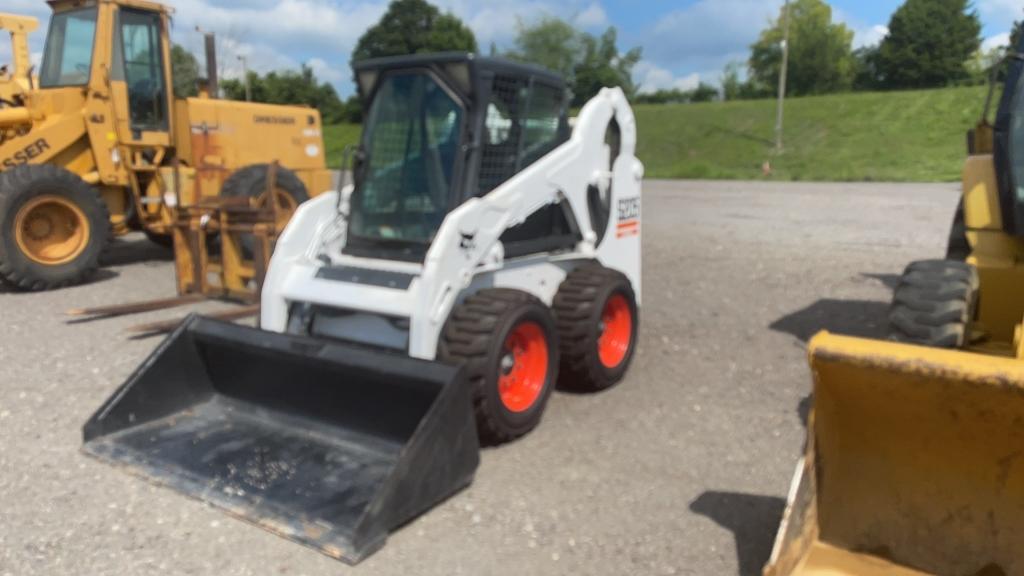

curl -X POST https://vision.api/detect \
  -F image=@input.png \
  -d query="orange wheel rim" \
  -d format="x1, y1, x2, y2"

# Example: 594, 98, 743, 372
598, 293, 633, 369
13, 195, 90, 266
498, 321, 549, 413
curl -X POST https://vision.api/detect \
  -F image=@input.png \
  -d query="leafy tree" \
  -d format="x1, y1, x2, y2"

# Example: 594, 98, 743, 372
222, 65, 349, 124
352, 0, 477, 61
170, 44, 200, 98
749, 0, 856, 96
634, 83, 718, 105
720, 61, 765, 100
506, 17, 641, 105
875, 0, 980, 89
572, 27, 642, 105
506, 17, 582, 81
852, 45, 882, 90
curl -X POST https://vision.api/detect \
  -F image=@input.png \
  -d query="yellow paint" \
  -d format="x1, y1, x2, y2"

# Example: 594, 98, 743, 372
0, 13, 39, 102
0, 0, 330, 297
765, 333, 1024, 576
13, 195, 90, 265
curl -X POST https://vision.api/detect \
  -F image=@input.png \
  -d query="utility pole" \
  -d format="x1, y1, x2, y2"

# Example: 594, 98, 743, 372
238, 55, 251, 102
775, 0, 791, 153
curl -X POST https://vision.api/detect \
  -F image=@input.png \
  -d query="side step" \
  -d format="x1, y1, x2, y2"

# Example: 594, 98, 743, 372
82, 316, 479, 563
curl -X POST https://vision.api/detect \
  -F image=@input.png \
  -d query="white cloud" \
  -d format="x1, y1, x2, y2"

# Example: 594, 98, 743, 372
983, 32, 1012, 52
307, 57, 345, 85
574, 2, 608, 30
977, 0, 1024, 22
634, 60, 700, 94
853, 25, 888, 49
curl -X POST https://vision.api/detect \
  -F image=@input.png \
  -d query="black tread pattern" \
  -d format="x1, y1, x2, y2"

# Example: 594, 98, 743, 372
0, 164, 111, 291
889, 259, 979, 348
220, 163, 309, 203
552, 262, 637, 391
439, 288, 553, 444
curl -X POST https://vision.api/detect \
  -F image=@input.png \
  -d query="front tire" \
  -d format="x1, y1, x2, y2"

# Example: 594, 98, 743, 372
888, 259, 979, 348
0, 165, 111, 290
553, 263, 639, 391
439, 289, 559, 444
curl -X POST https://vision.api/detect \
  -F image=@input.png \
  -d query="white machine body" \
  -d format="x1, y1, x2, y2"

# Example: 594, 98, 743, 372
261, 87, 643, 361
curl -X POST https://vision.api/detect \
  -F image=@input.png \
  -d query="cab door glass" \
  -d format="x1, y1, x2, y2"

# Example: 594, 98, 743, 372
117, 9, 168, 131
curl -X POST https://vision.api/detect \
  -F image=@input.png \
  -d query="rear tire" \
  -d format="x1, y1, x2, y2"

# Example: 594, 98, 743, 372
888, 259, 979, 348
0, 165, 111, 291
438, 289, 559, 444
220, 164, 309, 257
552, 263, 639, 391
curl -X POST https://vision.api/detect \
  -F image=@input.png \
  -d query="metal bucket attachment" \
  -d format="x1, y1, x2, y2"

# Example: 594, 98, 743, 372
82, 316, 479, 564
764, 333, 1024, 576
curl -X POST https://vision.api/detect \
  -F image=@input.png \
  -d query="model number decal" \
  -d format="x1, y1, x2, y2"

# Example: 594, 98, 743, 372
2, 139, 50, 169
618, 197, 640, 220
254, 115, 297, 125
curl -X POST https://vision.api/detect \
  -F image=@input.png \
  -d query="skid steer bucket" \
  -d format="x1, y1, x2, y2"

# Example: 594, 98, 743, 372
82, 316, 479, 564
765, 333, 1024, 576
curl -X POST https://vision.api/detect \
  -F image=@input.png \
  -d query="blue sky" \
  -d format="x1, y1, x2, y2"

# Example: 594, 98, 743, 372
3, 0, 1024, 96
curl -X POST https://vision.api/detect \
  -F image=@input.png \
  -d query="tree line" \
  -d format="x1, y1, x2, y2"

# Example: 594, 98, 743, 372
172, 0, 1018, 119
728, 0, 1005, 100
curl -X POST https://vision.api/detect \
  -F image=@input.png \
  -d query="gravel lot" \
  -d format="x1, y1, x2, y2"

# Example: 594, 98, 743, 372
0, 179, 959, 576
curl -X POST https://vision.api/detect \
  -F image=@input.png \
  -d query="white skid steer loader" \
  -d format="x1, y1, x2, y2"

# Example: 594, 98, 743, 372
82, 54, 644, 564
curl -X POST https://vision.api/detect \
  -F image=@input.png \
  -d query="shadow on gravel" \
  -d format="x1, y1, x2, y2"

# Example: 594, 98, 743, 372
690, 491, 786, 576
100, 238, 174, 267
769, 299, 889, 343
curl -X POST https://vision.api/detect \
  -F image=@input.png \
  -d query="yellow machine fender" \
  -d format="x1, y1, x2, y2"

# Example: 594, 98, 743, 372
765, 332, 1024, 576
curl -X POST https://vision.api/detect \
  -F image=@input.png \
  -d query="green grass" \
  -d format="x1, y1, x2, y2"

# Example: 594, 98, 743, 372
322, 123, 362, 163
323, 85, 991, 182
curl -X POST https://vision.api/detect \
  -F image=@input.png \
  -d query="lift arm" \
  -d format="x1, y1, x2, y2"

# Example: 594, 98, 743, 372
0, 13, 39, 88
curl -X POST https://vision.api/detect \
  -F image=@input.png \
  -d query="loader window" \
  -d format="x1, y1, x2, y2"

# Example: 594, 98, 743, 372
39, 8, 98, 88
115, 9, 168, 131
349, 72, 463, 246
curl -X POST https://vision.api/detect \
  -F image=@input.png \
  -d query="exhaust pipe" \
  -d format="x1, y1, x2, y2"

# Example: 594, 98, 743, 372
83, 316, 479, 563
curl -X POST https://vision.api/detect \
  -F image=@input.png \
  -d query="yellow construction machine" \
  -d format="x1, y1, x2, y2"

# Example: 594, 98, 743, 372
763, 40, 1024, 576
0, 0, 332, 292
0, 12, 39, 105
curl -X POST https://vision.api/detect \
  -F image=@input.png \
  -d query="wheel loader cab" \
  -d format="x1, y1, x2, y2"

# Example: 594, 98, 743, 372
346, 54, 572, 261
39, 0, 173, 144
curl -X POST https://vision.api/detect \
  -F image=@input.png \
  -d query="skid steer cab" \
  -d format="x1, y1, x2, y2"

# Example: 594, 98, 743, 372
84, 53, 644, 563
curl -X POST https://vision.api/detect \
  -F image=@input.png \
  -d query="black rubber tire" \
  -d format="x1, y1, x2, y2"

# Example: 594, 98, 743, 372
552, 262, 639, 391
438, 288, 560, 445
220, 164, 309, 256
0, 165, 111, 291
946, 199, 970, 261
888, 259, 979, 348
143, 228, 174, 249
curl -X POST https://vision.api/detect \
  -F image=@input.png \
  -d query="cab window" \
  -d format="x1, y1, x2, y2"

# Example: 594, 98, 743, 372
115, 9, 168, 131
39, 7, 98, 88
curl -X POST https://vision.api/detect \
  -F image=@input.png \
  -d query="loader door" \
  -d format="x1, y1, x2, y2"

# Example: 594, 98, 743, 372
112, 8, 169, 137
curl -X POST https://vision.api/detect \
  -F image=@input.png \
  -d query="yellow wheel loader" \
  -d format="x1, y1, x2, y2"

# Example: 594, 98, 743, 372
82, 54, 644, 563
763, 40, 1024, 576
0, 12, 38, 105
0, 0, 331, 291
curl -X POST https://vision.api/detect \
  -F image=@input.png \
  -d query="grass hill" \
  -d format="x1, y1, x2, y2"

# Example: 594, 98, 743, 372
324, 85, 991, 182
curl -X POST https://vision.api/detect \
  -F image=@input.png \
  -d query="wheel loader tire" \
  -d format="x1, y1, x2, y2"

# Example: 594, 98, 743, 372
439, 288, 559, 445
0, 165, 111, 291
946, 199, 970, 261
552, 263, 639, 391
143, 229, 174, 249
220, 164, 309, 257
888, 259, 979, 348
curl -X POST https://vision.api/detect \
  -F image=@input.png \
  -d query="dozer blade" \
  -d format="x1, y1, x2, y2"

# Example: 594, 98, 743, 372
82, 316, 479, 564
765, 333, 1024, 576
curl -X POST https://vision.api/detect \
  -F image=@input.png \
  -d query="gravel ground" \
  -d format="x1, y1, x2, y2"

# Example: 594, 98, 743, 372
0, 179, 958, 576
